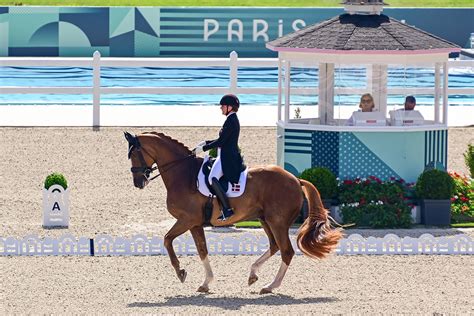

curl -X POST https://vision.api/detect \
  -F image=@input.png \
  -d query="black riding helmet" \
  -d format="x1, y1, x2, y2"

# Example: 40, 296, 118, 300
220, 94, 240, 112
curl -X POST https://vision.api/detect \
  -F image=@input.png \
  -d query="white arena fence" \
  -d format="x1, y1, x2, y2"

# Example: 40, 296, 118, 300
1, 233, 472, 256
0, 52, 473, 127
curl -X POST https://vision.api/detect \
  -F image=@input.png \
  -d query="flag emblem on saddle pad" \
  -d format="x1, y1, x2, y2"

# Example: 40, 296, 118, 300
231, 184, 241, 192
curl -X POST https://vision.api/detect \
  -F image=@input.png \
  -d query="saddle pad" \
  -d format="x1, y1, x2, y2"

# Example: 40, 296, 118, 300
197, 155, 248, 198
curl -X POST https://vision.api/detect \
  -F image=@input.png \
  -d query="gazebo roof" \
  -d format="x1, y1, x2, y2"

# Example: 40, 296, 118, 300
266, 14, 460, 54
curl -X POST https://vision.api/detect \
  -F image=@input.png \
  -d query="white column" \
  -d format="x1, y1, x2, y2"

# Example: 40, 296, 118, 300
366, 65, 373, 94
318, 63, 327, 124
327, 63, 335, 124
229, 51, 238, 93
277, 57, 282, 121
371, 64, 387, 114
284, 60, 291, 122
318, 63, 335, 125
443, 62, 449, 125
379, 64, 387, 115
434, 63, 441, 123
92, 51, 101, 128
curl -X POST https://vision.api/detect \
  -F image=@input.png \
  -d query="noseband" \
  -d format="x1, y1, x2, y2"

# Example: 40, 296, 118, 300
127, 134, 194, 183
130, 146, 159, 181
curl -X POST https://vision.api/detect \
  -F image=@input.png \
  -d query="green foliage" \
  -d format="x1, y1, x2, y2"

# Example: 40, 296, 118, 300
339, 176, 413, 228
464, 144, 474, 178
299, 167, 338, 200
415, 169, 454, 200
235, 221, 262, 228
449, 171, 474, 223
451, 222, 474, 228
209, 147, 218, 158
44, 172, 68, 190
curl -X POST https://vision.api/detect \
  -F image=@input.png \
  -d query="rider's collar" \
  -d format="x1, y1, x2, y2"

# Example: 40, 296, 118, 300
226, 111, 236, 117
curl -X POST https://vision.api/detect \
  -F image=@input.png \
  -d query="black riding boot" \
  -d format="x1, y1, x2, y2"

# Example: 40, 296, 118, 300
211, 177, 234, 221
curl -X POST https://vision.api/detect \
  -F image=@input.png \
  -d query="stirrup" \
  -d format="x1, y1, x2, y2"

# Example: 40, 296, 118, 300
218, 208, 234, 221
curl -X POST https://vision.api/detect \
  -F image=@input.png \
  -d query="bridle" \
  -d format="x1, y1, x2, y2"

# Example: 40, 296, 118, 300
127, 134, 194, 183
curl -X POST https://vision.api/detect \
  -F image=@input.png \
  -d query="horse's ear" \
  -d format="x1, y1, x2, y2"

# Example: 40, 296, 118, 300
124, 131, 133, 143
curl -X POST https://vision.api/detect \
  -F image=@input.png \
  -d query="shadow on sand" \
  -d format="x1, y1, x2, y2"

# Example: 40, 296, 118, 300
128, 293, 337, 310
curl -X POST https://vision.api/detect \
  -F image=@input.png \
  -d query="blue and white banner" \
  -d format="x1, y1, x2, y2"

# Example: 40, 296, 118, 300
0, 7, 472, 57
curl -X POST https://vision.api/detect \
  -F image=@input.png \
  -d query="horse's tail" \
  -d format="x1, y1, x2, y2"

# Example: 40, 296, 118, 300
297, 179, 343, 259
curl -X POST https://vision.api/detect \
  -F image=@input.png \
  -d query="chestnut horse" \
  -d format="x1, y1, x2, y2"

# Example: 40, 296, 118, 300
124, 131, 342, 294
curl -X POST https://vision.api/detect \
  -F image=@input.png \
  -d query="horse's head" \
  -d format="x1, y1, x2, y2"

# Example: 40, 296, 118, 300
124, 132, 156, 189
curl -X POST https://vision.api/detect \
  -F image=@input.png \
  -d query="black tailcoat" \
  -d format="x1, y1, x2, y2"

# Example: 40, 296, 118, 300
203, 113, 245, 184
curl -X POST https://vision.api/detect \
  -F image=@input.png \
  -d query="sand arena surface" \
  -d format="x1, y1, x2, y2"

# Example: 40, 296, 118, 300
1, 127, 473, 314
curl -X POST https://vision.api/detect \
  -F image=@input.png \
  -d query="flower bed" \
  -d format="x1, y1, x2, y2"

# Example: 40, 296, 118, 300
338, 176, 414, 228
449, 171, 474, 223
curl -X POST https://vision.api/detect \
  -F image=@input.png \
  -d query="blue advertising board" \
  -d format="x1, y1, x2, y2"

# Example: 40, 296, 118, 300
0, 7, 472, 57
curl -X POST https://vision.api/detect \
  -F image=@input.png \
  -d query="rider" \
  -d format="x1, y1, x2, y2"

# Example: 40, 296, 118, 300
193, 94, 245, 221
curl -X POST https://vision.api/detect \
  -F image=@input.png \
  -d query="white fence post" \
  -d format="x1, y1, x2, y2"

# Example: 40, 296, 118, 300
229, 51, 238, 93
92, 51, 101, 128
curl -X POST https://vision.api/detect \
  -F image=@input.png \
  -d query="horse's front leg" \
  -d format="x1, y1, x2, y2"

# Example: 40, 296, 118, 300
164, 220, 191, 283
190, 226, 214, 293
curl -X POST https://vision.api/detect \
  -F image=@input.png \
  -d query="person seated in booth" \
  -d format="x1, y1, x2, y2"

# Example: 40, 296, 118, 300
390, 95, 425, 126
345, 93, 375, 126
403, 95, 417, 111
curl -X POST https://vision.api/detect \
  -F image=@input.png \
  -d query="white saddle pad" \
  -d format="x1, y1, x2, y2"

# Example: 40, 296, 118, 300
197, 155, 248, 198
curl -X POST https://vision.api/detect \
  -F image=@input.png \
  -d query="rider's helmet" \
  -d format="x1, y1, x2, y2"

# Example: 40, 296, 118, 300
220, 94, 240, 112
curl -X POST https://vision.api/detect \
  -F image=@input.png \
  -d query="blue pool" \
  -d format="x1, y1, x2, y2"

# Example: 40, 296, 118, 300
1, 66, 473, 106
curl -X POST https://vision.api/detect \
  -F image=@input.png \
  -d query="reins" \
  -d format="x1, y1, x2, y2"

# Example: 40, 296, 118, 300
129, 139, 195, 183
148, 152, 195, 182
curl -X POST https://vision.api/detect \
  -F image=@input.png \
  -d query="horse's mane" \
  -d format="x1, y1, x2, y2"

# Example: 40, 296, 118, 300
143, 132, 192, 155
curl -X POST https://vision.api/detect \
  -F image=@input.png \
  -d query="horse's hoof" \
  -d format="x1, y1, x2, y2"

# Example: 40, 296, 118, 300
178, 269, 187, 283
197, 285, 209, 293
248, 275, 258, 286
259, 287, 272, 295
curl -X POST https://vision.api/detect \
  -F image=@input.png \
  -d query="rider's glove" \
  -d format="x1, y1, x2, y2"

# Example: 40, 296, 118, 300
193, 145, 204, 155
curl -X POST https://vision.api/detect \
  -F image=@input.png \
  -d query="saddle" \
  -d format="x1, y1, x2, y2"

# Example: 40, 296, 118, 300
197, 155, 248, 198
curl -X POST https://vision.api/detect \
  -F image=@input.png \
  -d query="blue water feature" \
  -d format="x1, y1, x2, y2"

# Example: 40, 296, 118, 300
0, 66, 472, 106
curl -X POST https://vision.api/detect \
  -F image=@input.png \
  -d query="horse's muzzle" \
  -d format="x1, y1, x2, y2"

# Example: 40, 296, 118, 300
133, 176, 149, 189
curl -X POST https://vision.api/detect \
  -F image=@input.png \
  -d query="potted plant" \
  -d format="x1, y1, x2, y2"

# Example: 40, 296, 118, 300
43, 172, 70, 227
416, 169, 454, 226
299, 166, 338, 218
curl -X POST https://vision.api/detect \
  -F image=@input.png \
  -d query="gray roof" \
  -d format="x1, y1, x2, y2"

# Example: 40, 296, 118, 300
267, 14, 460, 52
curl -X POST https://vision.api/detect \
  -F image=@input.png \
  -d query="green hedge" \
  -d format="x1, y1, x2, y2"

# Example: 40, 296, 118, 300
299, 167, 337, 200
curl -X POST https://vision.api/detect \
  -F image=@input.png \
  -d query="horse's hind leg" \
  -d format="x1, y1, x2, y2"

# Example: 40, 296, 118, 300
190, 226, 214, 293
260, 222, 295, 294
248, 219, 279, 286
164, 220, 191, 283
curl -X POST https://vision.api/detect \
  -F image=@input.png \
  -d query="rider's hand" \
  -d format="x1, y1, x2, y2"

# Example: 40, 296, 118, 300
193, 145, 204, 155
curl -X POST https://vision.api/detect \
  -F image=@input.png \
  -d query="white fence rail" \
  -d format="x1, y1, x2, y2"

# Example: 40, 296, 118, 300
1, 51, 473, 127
1, 233, 473, 256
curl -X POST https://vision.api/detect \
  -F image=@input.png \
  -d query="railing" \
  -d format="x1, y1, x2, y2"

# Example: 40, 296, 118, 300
1, 51, 473, 127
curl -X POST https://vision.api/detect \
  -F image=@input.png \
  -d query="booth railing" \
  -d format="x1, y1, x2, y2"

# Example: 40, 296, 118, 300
0, 51, 473, 127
